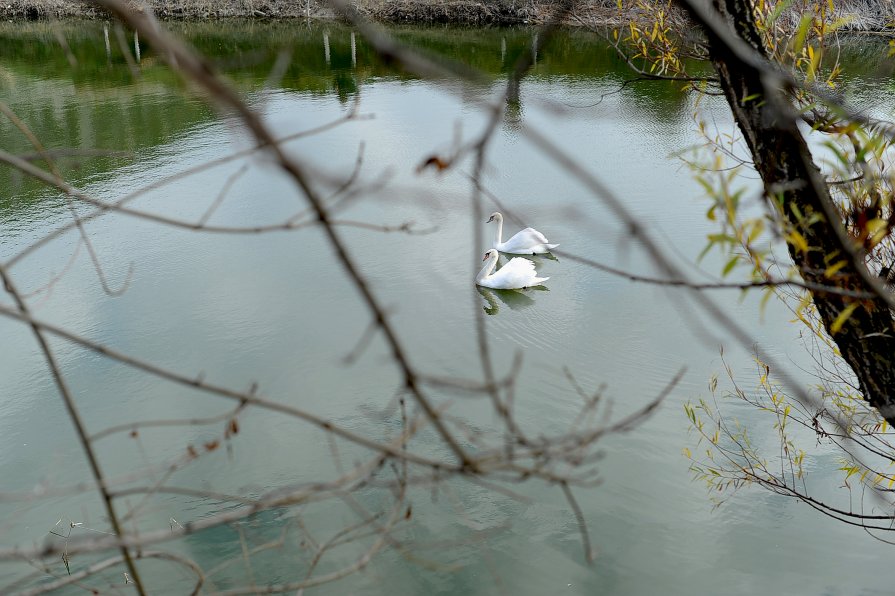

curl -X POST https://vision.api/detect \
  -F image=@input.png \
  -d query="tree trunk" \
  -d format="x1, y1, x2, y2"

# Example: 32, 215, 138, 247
689, 0, 895, 423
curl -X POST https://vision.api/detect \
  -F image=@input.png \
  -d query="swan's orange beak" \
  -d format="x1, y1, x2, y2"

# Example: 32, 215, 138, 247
482, 253, 489, 261
486, 215, 494, 223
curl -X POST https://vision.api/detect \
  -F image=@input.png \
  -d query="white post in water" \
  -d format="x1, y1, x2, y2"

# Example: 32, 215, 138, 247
501, 37, 506, 64
103, 23, 111, 62
532, 32, 538, 66
351, 32, 356, 67
134, 31, 140, 63
324, 32, 330, 65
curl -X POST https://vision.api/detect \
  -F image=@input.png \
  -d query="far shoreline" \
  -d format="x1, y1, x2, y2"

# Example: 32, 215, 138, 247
2, 0, 894, 37
1, 0, 622, 25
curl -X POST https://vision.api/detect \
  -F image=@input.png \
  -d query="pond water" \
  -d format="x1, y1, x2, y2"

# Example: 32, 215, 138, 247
0, 20, 892, 595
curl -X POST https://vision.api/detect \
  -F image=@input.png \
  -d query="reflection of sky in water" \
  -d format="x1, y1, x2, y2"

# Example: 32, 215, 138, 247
0, 35, 891, 595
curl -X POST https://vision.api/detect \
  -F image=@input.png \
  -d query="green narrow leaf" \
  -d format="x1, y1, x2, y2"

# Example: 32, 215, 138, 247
722, 256, 739, 277
768, 0, 795, 24
759, 287, 774, 320
793, 13, 813, 56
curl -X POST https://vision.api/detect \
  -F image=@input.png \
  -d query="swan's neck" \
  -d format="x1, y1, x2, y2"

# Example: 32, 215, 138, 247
476, 254, 498, 283
494, 215, 503, 246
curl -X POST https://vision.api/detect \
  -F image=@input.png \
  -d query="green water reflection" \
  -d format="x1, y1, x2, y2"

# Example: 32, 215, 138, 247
3, 20, 886, 204
0, 20, 700, 200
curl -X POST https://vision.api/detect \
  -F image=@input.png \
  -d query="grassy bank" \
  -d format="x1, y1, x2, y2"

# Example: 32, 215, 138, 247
1, 0, 894, 31
0, 0, 619, 24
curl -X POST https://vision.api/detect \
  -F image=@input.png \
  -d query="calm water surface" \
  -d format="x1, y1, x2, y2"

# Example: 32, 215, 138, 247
0, 21, 891, 594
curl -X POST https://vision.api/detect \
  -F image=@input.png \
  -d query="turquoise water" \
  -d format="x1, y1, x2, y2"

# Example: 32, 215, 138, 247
0, 20, 890, 595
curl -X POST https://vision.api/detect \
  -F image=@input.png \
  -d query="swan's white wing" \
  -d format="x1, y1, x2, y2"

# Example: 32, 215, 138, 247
502, 256, 538, 274
499, 227, 553, 254
485, 257, 547, 289
521, 227, 550, 244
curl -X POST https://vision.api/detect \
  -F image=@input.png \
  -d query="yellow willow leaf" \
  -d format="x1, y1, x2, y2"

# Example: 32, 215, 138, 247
829, 16, 853, 32
867, 218, 889, 247
747, 219, 765, 243
867, 217, 887, 235
830, 301, 861, 334
824, 259, 848, 278
871, 229, 888, 248
683, 447, 692, 458
785, 230, 809, 254
807, 45, 821, 82
759, 288, 774, 318
795, 292, 813, 315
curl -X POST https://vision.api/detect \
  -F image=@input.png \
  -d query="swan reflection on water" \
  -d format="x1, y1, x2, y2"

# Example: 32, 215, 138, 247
477, 285, 548, 315
523, 252, 559, 264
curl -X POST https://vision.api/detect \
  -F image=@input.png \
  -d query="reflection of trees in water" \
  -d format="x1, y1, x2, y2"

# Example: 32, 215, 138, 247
0, 73, 211, 202
503, 74, 524, 134
0, 20, 704, 203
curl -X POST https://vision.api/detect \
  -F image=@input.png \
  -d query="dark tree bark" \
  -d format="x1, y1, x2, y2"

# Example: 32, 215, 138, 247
683, 0, 895, 423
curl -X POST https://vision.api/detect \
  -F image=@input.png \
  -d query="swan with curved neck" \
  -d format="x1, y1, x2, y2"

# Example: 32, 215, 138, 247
487, 212, 558, 254
475, 249, 549, 289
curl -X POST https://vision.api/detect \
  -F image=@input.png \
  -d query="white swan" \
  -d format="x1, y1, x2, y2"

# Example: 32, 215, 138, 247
475, 249, 549, 289
487, 212, 559, 254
